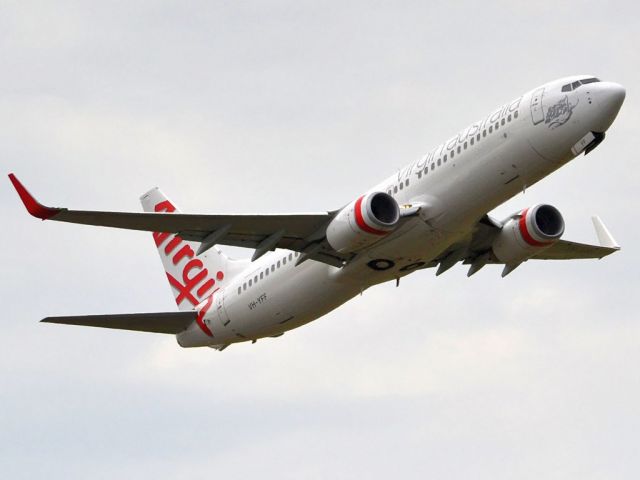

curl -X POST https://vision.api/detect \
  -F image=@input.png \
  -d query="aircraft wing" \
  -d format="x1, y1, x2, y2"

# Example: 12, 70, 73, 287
430, 214, 620, 276
42, 311, 197, 334
530, 216, 619, 260
9, 174, 348, 267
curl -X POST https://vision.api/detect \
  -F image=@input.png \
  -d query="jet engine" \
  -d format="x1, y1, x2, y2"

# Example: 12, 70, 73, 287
492, 204, 565, 265
326, 192, 400, 253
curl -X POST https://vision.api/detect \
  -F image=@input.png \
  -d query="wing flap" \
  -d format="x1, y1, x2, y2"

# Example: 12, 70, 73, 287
41, 311, 198, 334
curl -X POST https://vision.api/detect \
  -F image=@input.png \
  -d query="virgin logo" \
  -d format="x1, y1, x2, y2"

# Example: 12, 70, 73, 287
153, 200, 224, 312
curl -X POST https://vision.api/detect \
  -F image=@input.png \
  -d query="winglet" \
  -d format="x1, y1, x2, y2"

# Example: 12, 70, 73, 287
8, 174, 62, 220
591, 216, 620, 249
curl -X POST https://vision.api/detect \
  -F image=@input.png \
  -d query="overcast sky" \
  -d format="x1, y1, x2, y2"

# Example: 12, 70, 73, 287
1, 1, 639, 479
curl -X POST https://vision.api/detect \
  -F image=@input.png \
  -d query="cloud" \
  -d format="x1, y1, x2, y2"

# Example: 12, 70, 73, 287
2, 1, 640, 479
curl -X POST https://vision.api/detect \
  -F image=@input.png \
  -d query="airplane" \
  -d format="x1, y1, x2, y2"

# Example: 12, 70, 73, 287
9, 74, 625, 350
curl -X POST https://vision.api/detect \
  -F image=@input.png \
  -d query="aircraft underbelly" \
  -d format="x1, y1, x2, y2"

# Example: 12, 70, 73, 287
217, 261, 360, 340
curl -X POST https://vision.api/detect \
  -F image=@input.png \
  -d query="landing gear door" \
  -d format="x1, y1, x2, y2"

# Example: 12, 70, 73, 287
530, 87, 545, 125
215, 291, 231, 327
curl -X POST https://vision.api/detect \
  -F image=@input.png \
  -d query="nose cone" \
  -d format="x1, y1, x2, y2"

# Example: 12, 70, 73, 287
593, 82, 626, 132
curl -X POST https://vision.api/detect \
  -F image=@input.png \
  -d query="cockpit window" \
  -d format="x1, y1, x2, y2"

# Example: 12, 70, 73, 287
561, 77, 601, 92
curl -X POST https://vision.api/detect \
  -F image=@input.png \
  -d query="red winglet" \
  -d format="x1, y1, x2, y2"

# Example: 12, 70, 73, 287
8, 174, 61, 220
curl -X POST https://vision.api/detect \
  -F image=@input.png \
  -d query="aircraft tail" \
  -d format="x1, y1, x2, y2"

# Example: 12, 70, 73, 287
140, 188, 248, 311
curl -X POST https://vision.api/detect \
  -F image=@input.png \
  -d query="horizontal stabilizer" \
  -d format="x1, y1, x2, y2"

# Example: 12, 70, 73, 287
41, 311, 197, 334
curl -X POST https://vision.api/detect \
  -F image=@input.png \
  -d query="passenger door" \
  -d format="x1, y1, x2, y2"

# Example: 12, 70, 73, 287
530, 87, 545, 125
215, 290, 231, 327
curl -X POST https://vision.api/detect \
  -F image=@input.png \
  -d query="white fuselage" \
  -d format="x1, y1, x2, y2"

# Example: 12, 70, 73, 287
177, 76, 624, 348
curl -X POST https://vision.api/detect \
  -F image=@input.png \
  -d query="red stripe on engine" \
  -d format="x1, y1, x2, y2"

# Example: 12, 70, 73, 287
354, 195, 388, 236
518, 208, 551, 247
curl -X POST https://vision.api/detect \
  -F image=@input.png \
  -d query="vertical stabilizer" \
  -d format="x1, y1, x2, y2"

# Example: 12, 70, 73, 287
140, 188, 248, 311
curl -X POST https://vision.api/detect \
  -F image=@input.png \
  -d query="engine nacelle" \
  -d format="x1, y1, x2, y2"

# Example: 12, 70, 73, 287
492, 204, 565, 264
326, 192, 400, 253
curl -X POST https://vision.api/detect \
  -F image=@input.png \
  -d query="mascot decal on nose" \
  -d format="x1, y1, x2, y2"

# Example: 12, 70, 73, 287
545, 96, 578, 129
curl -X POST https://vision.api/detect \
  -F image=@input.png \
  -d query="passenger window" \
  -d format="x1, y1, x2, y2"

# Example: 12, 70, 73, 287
399, 182, 403, 190
495, 122, 499, 130
507, 114, 512, 122
254, 275, 258, 283
437, 158, 441, 166
237, 287, 241, 295
393, 186, 398, 193
483, 130, 487, 137
476, 133, 480, 141
443, 154, 447, 162
470, 138, 474, 146
431, 162, 435, 170
271, 265, 275, 272
457, 146, 461, 153
405, 179, 409, 187
249, 279, 252, 287
514, 111, 519, 119
283, 257, 287, 265
289, 253, 293, 261
501, 118, 505, 126
265, 269, 269, 276
260, 272, 264, 280
450, 150, 455, 159
277, 261, 281, 268
489, 125, 493, 133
